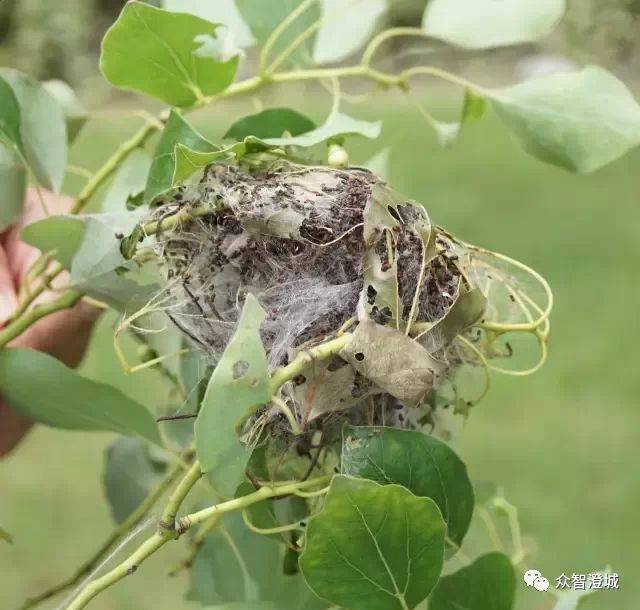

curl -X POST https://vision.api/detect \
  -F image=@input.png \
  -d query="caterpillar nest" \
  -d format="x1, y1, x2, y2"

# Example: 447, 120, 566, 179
145, 160, 550, 458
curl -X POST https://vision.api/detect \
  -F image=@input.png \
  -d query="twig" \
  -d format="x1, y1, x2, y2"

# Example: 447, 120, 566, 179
0, 290, 82, 348
168, 512, 222, 577
70, 121, 161, 214
18, 461, 184, 610
64, 474, 331, 610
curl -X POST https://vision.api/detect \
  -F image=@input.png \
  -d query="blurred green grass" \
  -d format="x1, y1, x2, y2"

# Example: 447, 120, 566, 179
1, 97, 638, 610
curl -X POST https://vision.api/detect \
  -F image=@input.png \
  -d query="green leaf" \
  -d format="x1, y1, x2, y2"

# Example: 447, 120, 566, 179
201, 604, 279, 610
145, 109, 215, 203
101, 1, 239, 107
173, 137, 285, 185
189, 494, 322, 609
195, 294, 270, 496
103, 437, 167, 523
224, 108, 316, 140
236, 0, 321, 67
102, 149, 152, 212
463, 89, 487, 121
162, 0, 256, 48
173, 112, 381, 186
262, 111, 381, 148
300, 475, 445, 610
0, 349, 162, 445
0, 146, 26, 232
188, 511, 281, 605
70, 211, 145, 283
423, 0, 565, 49
314, 0, 388, 64
0, 526, 12, 544
22, 211, 162, 312
489, 66, 640, 173
0, 69, 67, 192
42, 79, 87, 143
0, 76, 22, 149
341, 426, 474, 551
429, 552, 516, 610
21, 215, 85, 269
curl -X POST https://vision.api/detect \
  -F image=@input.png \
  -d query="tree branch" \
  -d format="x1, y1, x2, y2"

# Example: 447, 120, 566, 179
64, 474, 331, 610
18, 461, 184, 610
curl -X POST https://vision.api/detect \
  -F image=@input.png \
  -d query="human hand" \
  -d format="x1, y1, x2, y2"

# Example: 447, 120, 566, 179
0, 189, 100, 456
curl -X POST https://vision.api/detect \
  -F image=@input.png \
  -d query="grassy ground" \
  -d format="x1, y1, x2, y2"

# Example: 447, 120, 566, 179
1, 96, 638, 610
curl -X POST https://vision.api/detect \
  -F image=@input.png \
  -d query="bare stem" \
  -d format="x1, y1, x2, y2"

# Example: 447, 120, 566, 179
64, 475, 331, 610
159, 460, 202, 532
268, 333, 352, 393
0, 289, 82, 348
18, 462, 183, 610
168, 512, 222, 577
70, 121, 161, 214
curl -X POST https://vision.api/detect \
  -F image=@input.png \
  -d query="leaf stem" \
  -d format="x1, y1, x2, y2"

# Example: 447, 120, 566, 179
361, 26, 428, 67
159, 460, 202, 532
167, 512, 221, 577
259, 0, 319, 75
70, 121, 161, 214
0, 289, 82, 348
241, 509, 306, 535
268, 333, 352, 393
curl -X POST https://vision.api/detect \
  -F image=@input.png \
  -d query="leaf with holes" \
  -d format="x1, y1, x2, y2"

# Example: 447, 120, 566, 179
101, 1, 239, 107
195, 294, 271, 496
341, 426, 474, 552
300, 475, 445, 610
340, 320, 446, 406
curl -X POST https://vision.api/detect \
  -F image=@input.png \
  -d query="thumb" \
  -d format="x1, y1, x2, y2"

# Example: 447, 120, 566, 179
0, 244, 18, 326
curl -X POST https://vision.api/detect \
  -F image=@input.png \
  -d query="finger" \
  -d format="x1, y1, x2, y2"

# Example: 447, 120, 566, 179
4, 188, 74, 284
11, 299, 101, 367
0, 244, 18, 325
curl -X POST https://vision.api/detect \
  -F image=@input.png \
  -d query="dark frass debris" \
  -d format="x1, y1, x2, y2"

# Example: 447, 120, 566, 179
135, 160, 549, 472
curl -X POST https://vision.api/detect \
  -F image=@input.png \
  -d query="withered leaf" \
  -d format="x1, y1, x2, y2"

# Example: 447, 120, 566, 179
419, 279, 487, 353
341, 320, 446, 406
292, 358, 373, 424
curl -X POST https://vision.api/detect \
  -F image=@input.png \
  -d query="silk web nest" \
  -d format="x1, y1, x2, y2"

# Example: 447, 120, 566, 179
146, 160, 549, 462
